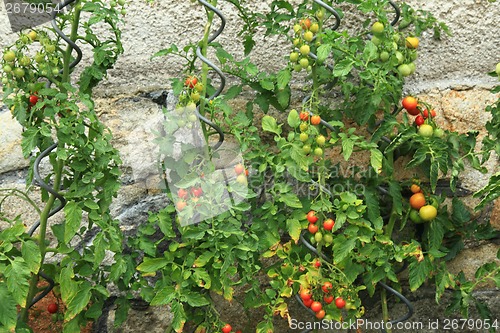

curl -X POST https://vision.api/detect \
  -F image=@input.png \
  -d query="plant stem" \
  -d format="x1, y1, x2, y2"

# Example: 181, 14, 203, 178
62, 1, 82, 86
381, 285, 392, 333
19, 160, 64, 322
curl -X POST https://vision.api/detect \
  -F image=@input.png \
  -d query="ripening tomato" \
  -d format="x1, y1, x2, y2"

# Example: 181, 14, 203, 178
405, 36, 419, 49
299, 111, 309, 121
300, 18, 312, 30
410, 184, 421, 194
300, 289, 312, 301
422, 109, 437, 119
308, 223, 318, 234
321, 281, 333, 293
409, 192, 426, 210
315, 310, 326, 319
402, 96, 419, 115
310, 115, 321, 125
419, 205, 437, 221
418, 124, 434, 137
234, 163, 244, 175
177, 188, 188, 199
176, 200, 187, 211
185, 76, 198, 88
306, 210, 318, 223
191, 187, 203, 197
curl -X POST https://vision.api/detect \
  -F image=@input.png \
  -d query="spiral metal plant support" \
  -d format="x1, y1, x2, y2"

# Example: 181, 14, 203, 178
195, 0, 226, 151
297, 2, 413, 332
24, 0, 81, 311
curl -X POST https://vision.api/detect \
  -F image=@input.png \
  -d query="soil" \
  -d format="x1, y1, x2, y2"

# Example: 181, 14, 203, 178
24, 282, 93, 333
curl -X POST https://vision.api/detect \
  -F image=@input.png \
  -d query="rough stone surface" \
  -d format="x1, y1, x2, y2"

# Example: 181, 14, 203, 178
0, 110, 29, 174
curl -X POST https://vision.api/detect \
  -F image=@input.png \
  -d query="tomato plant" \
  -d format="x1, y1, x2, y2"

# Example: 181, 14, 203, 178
1, 0, 128, 331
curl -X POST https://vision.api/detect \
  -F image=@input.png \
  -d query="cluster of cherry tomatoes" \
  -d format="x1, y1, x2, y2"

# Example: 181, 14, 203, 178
402, 96, 444, 138
175, 186, 203, 212
173, 75, 205, 128
299, 282, 347, 319
295, 110, 325, 158
305, 210, 335, 246
370, 21, 419, 77
407, 183, 438, 223
289, 15, 321, 73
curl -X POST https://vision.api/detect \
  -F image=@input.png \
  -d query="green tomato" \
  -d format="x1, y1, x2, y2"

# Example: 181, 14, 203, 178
409, 209, 424, 224
433, 127, 445, 138
323, 233, 333, 245
3, 65, 12, 73
398, 64, 412, 77
19, 56, 30, 66
299, 44, 310, 55
316, 135, 326, 146
418, 124, 434, 137
45, 44, 56, 53
302, 144, 311, 154
35, 52, 45, 63
371, 22, 384, 35
294, 64, 302, 72
289, 52, 299, 62
299, 132, 309, 142
314, 232, 323, 243
118, 0, 126, 5
371, 36, 381, 46
3, 50, 16, 62
314, 147, 323, 156
428, 196, 439, 209
379, 51, 390, 62
395, 51, 404, 64
496, 62, 500, 75
13, 68, 25, 78
2, 77, 8, 84
299, 57, 309, 68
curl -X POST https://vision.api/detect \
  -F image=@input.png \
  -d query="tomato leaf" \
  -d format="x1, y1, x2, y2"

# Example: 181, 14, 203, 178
0, 283, 17, 330
262, 115, 281, 136
287, 108, 300, 128
278, 193, 302, 209
277, 69, 291, 90
64, 201, 83, 243
137, 258, 169, 273
21, 240, 41, 274
5, 257, 30, 307
408, 256, 433, 291
370, 148, 383, 174
316, 44, 331, 63
286, 219, 301, 243
333, 236, 356, 263
150, 286, 176, 306
65, 281, 92, 321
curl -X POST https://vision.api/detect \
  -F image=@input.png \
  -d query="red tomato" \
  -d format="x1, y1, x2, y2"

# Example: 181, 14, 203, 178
300, 289, 312, 301
29, 95, 39, 105
402, 96, 418, 115
307, 210, 318, 223
310, 301, 322, 312
221, 324, 232, 333
422, 109, 436, 119
314, 259, 321, 268
315, 309, 326, 319
323, 218, 334, 231
302, 298, 313, 307
47, 303, 58, 313
415, 115, 425, 126
299, 111, 309, 121
191, 187, 203, 197
335, 297, 346, 309
308, 223, 318, 234
324, 295, 334, 304
177, 188, 188, 199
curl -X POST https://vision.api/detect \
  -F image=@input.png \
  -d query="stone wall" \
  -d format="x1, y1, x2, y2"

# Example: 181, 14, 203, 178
1, 0, 499, 332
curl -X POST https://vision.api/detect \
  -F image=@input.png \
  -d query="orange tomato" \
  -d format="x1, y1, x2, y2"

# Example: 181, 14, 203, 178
409, 192, 426, 210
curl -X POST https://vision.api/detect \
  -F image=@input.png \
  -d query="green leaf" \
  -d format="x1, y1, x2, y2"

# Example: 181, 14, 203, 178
5, 257, 30, 307
60, 266, 77, 304
277, 69, 291, 90
137, 258, 169, 273
408, 256, 432, 291
150, 286, 176, 306
316, 44, 331, 63
171, 301, 186, 333
262, 116, 281, 136
370, 148, 383, 174
278, 193, 302, 208
287, 109, 300, 128
65, 281, 92, 321
428, 219, 444, 250
388, 181, 403, 215
0, 283, 17, 330
64, 201, 82, 243
194, 251, 214, 268
256, 320, 274, 333
286, 219, 301, 243
333, 236, 356, 263
363, 41, 378, 62
21, 240, 41, 274
183, 291, 210, 307
259, 79, 274, 91
429, 160, 439, 193
341, 137, 354, 161
21, 127, 39, 158
333, 59, 354, 77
